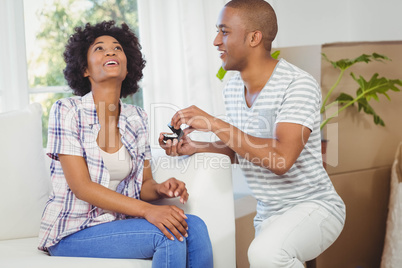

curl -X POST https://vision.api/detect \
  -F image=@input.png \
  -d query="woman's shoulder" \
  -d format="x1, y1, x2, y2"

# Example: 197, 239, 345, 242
121, 103, 148, 120
48, 96, 85, 126
52, 95, 82, 109
49, 97, 83, 118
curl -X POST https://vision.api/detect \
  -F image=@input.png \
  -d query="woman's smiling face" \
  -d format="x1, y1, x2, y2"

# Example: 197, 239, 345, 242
84, 35, 128, 85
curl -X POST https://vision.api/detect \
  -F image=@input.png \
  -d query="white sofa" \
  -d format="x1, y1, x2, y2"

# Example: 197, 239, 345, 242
0, 103, 236, 268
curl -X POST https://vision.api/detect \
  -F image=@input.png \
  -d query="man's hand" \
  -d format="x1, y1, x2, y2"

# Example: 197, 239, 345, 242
158, 105, 237, 163
158, 105, 217, 157
158, 133, 197, 156
171, 105, 216, 132
156, 177, 189, 204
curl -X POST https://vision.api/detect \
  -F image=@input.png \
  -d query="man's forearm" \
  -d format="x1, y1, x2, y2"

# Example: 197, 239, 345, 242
193, 140, 237, 164
209, 118, 311, 175
210, 118, 285, 174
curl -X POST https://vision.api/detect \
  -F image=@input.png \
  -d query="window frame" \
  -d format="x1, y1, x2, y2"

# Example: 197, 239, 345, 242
23, 0, 142, 103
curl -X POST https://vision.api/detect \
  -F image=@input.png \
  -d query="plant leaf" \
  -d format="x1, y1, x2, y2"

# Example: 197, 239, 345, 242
321, 52, 400, 129
322, 52, 391, 71
350, 72, 366, 90
335, 92, 354, 105
321, 53, 338, 69
356, 97, 385, 126
216, 66, 227, 81
271, 50, 281, 60
389, 79, 402, 92
372, 53, 391, 62
348, 73, 402, 126
352, 73, 401, 100
353, 54, 372, 64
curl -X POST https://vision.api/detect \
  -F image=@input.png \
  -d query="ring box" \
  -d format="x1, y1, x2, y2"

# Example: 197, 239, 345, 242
163, 123, 184, 142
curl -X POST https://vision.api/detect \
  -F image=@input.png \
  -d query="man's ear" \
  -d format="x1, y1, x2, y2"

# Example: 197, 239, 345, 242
250, 31, 263, 48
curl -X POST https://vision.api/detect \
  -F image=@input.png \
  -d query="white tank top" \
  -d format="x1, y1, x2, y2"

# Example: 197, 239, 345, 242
99, 145, 132, 191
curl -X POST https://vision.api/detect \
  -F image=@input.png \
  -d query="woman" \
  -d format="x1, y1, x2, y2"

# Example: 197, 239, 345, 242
38, 21, 213, 268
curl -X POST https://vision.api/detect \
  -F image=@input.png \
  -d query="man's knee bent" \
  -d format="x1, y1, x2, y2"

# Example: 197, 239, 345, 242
248, 238, 291, 268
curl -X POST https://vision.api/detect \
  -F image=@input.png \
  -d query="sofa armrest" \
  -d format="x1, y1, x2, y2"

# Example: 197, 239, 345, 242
151, 151, 236, 268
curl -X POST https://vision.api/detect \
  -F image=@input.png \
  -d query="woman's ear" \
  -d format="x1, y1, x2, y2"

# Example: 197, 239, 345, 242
250, 31, 263, 47
84, 68, 89, 77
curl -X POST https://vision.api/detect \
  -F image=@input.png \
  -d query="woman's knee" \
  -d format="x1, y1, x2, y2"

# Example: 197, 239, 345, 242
154, 230, 187, 251
186, 214, 209, 236
185, 215, 213, 267
185, 215, 212, 249
186, 214, 206, 225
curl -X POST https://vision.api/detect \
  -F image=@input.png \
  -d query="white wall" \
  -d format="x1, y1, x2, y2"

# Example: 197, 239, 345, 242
2, 0, 402, 113
267, 0, 402, 48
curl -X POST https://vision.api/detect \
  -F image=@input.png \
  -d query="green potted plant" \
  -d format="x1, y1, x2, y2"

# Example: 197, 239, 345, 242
320, 53, 402, 130
319, 52, 402, 168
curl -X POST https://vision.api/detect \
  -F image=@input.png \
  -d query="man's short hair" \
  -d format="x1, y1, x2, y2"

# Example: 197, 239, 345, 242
225, 0, 278, 51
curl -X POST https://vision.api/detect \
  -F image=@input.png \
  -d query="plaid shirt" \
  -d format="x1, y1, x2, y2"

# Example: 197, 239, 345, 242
38, 92, 151, 251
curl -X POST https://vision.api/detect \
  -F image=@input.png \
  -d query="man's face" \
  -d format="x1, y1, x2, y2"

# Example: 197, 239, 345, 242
213, 7, 250, 71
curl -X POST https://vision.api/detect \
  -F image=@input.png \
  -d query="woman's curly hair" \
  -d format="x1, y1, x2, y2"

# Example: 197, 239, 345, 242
63, 20, 145, 98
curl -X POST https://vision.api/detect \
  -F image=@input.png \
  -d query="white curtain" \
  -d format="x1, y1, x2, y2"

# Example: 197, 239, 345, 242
0, 0, 29, 113
138, 0, 229, 148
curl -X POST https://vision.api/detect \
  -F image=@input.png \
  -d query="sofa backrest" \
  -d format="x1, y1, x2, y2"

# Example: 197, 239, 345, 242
0, 103, 51, 240
150, 148, 236, 268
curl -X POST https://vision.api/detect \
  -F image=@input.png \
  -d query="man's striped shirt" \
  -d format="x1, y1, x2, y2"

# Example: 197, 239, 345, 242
223, 59, 345, 227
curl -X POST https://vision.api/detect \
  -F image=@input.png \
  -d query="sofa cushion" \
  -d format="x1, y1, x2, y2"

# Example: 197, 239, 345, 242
0, 237, 150, 268
0, 103, 51, 240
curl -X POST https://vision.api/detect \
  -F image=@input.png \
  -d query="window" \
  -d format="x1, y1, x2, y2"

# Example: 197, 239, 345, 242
23, 0, 142, 147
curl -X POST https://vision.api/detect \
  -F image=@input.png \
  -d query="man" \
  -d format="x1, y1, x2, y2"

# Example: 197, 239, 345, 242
159, 0, 345, 267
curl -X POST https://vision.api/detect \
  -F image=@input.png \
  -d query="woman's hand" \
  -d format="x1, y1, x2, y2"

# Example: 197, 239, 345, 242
158, 133, 197, 156
156, 177, 189, 204
141, 163, 188, 203
143, 204, 188, 241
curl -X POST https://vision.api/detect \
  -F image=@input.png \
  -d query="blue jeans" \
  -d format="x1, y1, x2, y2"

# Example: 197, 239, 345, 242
48, 214, 213, 268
